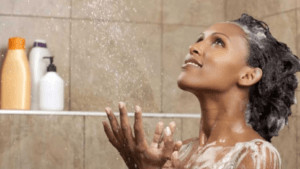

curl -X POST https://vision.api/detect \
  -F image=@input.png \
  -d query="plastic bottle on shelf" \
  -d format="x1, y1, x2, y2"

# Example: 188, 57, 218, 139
29, 39, 51, 110
0, 37, 31, 110
39, 56, 64, 111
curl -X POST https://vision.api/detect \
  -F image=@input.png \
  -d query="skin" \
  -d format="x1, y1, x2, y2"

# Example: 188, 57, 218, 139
103, 22, 279, 169
177, 22, 264, 147
102, 103, 182, 169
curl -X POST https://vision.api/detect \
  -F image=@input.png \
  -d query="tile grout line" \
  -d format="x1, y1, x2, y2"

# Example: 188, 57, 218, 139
83, 116, 86, 169
68, 0, 72, 112
224, 0, 227, 20
260, 8, 300, 20
0, 13, 160, 25
296, 8, 299, 169
180, 118, 183, 141
160, 0, 164, 113
295, 9, 298, 169
0, 13, 211, 27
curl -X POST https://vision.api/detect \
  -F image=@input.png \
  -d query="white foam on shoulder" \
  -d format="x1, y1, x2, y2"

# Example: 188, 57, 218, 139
179, 139, 281, 169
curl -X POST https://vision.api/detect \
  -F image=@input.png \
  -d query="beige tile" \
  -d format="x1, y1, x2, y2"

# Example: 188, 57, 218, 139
71, 20, 161, 112
72, 0, 161, 23
162, 25, 205, 113
182, 118, 200, 140
247, 0, 296, 19
291, 87, 298, 117
297, 10, 300, 56
272, 116, 297, 169
0, 16, 71, 110
298, 153, 300, 169
292, 90, 300, 117
291, 103, 297, 117
163, 0, 225, 26
297, 72, 300, 91
225, 0, 248, 21
0, 115, 84, 169
85, 116, 182, 169
85, 116, 127, 169
0, 115, 22, 168
297, 116, 300, 169
0, 0, 14, 15
0, 0, 70, 17
262, 11, 297, 54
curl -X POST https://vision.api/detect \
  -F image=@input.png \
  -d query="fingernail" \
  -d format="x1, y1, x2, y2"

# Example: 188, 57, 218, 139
119, 102, 124, 108
135, 105, 141, 112
158, 121, 164, 126
170, 121, 176, 127
105, 107, 111, 114
165, 126, 171, 136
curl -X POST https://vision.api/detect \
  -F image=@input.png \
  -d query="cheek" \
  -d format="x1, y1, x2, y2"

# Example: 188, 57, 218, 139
205, 57, 242, 84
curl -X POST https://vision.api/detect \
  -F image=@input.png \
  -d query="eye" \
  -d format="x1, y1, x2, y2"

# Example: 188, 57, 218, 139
196, 36, 204, 43
212, 37, 225, 47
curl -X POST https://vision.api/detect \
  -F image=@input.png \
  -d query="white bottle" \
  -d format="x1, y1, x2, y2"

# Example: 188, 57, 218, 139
29, 40, 51, 110
39, 56, 64, 111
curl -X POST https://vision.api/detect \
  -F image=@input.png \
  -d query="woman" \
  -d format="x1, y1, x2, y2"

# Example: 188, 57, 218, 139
102, 14, 300, 169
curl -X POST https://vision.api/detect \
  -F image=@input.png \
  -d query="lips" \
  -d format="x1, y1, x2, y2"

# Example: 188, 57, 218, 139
183, 55, 203, 68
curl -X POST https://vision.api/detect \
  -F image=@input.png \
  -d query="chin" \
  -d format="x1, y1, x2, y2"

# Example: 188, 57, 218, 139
177, 73, 196, 91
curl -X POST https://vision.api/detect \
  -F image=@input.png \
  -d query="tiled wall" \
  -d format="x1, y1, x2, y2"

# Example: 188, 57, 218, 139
0, 0, 299, 168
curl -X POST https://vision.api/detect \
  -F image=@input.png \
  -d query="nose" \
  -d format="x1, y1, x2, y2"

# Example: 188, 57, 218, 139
189, 44, 202, 56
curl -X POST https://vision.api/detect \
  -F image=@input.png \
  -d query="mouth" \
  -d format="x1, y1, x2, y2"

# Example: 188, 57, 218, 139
182, 55, 203, 68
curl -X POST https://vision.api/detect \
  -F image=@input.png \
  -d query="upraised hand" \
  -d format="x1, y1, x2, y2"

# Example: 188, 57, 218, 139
102, 102, 182, 169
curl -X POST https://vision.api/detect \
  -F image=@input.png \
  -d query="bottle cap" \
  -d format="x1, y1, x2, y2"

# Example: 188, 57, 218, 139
8, 37, 25, 50
33, 39, 47, 48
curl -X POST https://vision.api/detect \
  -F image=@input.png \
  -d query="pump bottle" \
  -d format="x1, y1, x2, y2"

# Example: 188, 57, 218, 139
39, 56, 64, 111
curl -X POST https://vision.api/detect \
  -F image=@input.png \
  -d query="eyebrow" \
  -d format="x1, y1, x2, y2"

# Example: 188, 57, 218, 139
211, 32, 230, 40
197, 32, 230, 41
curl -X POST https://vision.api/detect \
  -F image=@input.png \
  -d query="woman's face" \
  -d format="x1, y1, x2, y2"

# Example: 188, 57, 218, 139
177, 22, 250, 93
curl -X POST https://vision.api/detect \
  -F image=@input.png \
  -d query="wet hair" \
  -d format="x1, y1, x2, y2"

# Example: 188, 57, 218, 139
231, 14, 300, 142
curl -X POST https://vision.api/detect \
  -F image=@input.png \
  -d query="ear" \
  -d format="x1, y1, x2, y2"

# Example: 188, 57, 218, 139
238, 67, 262, 87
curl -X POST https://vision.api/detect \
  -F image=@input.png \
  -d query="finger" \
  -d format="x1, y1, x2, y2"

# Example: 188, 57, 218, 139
102, 121, 120, 149
105, 107, 125, 145
158, 122, 176, 148
119, 102, 135, 151
171, 151, 180, 168
134, 105, 148, 152
161, 126, 175, 159
150, 121, 164, 148
174, 141, 182, 151
169, 121, 176, 133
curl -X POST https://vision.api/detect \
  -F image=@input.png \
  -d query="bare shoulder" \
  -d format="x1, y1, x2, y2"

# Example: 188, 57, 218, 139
237, 139, 281, 169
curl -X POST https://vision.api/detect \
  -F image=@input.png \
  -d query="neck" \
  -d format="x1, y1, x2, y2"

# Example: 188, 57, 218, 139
194, 86, 252, 146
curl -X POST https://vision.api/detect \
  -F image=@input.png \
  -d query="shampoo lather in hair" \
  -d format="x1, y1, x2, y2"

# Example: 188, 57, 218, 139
39, 56, 64, 111
29, 40, 51, 110
0, 37, 31, 109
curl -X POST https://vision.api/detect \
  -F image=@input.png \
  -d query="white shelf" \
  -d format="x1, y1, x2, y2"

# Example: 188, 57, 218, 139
0, 110, 201, 119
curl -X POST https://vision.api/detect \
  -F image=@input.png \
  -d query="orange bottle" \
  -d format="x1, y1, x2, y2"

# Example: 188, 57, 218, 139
1, 37, 31, 110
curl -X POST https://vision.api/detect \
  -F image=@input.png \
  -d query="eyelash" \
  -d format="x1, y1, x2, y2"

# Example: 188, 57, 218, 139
212, 37, 225, 47
196, 36, 203, 43
196, 36, 225, 47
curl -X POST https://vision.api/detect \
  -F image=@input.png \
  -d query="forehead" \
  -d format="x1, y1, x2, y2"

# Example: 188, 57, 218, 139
204, 22, 247, 38
204, 22, 250, 60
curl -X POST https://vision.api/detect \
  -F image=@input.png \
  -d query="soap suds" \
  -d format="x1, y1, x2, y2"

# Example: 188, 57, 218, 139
178, 139, 281, 169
